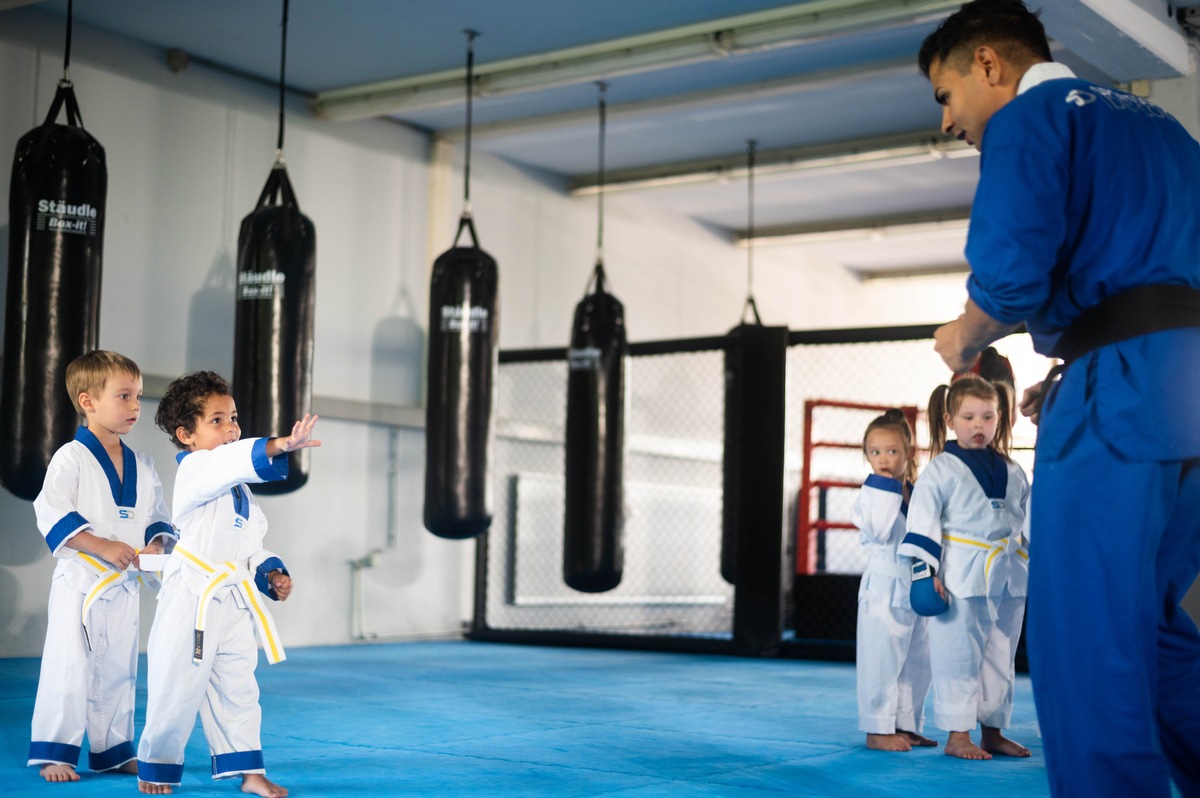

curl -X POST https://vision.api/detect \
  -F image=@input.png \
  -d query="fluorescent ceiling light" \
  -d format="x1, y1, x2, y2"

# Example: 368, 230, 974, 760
740, 207, 971, 245
312, 0, 961, 122
570, 133, 977, 196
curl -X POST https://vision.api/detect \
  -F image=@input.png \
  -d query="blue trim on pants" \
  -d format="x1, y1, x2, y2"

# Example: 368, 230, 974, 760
89, 740, 135, 771
29, 740, 81, 767
212, 749, 265, 778
137, 759, 184, 785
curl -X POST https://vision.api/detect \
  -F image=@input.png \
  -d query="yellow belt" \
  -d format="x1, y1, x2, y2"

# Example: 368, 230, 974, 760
172, 543, 286, 665
944, 534, 1029, 619
76, 551, 158, 649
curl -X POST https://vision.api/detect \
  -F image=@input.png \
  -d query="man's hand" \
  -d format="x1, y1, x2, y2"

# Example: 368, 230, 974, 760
934, 318, 979, 373
1020, 381, 1045, 426
934, 299, 1019, 373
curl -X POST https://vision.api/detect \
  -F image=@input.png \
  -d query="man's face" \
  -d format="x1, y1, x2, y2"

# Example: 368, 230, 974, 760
928, 53, 1008, 151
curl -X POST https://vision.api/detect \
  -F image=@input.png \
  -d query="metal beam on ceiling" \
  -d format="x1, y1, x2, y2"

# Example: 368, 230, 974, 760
310, 0, 961, 122
443, 55, 916, 141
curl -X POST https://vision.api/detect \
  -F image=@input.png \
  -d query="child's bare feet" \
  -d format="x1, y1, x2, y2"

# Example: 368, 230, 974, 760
39, 763, 79, 782
899, 729, 939, 747
866, 732, 912, 751
117, 761, 139, 775
241, 773, 288, 797
981, 726, 1031, 757
138, 780, 173, 794
944, 730, 992, 760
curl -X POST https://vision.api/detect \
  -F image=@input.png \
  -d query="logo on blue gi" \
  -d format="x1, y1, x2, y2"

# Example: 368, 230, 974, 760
1065, 89, 1095, 107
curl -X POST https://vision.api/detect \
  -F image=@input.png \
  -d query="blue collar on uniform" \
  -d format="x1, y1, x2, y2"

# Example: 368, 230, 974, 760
76, 426, 137, 507
944, 440, 1008, 500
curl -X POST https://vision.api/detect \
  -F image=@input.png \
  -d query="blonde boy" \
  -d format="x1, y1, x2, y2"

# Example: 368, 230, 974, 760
28, 350, 175, 782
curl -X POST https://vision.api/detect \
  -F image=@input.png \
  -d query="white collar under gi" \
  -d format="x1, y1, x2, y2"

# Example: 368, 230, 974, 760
1017, 62, 1077, 95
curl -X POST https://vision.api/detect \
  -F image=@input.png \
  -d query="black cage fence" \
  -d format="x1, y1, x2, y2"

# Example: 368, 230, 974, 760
470, 325, 1050, 659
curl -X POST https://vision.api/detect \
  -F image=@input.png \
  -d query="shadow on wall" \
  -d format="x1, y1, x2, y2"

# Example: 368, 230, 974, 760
0, 488, 51, 655
186, 252, 236, 375
365, 280, 426, 590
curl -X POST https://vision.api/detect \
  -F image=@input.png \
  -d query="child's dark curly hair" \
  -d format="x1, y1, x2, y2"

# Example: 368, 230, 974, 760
155, 371, 232, 450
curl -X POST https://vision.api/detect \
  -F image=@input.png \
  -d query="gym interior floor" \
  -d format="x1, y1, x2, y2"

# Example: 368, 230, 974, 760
1, 640, 1051, 796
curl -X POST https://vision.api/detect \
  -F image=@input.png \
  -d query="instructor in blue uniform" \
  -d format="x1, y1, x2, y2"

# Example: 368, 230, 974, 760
918, 2, 1200, 795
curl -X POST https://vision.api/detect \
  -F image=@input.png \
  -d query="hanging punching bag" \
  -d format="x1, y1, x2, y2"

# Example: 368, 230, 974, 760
424, 215, 499, 539
1, 80, 105, 500
232, 163, 316, 494
563, 264, 627, 593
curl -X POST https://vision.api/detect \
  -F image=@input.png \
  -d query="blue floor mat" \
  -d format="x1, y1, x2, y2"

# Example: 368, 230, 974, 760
1, 640, 1050, 796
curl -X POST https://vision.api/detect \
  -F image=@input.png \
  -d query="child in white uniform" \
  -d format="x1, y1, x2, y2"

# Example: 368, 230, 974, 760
853, 408, 935, 752
899, 375, 1030, 760
28, 350, 175, 782
135, 371, 320, 797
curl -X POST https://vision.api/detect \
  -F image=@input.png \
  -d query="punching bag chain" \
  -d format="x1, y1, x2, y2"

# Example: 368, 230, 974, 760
742, 138, 762, 326
462, 30, 479, 217
586, 81, 609, 296
62, 0, 73, 83
274, 0, 289, 164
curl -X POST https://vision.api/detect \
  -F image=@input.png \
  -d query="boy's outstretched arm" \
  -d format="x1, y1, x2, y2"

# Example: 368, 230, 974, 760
265, 414, 322, 459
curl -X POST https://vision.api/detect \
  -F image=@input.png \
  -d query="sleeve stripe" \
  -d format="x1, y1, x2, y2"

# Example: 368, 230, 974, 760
901, 532, 942, 561
46, 512, 89, 553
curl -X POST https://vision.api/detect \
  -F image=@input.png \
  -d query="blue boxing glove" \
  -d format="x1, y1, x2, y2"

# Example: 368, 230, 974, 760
910, 559, 949, 617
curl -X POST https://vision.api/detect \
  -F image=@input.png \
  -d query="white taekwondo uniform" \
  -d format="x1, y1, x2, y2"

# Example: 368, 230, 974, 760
852, 473, 931, 735
899, 442, 1029, 732
136, 437, 289, 786
28, 427, 174, 772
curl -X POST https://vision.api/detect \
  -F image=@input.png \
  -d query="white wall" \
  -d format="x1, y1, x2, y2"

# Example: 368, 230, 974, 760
0, 9, 974, 658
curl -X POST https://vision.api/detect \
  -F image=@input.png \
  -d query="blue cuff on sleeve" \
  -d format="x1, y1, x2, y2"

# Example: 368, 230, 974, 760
255, 557, 288, 599
46, 512, 89, 553
251, 438, 288, 482
144, 521, 175, 546
901, 532, 942, 562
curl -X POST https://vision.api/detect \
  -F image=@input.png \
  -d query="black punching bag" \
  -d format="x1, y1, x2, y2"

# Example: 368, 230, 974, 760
721, 302, 763, 585
564, 264, 627, 593
232, 164, 316, 494
424, 215, 499, 539
1, 80, 105, 500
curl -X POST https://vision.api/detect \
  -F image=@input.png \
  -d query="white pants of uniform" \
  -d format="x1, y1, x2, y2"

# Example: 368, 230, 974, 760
857, 594, 931, 734
28, 576, 139, 771
137, 583, 265, 785
928, 592, 1026, 731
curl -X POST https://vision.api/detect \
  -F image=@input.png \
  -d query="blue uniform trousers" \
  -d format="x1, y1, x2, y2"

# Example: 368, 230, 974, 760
1028, 423, 1200, 797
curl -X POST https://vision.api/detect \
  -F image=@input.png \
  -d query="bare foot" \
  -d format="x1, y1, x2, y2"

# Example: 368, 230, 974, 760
241, 773, 288, 797
866, 732, 912, 751
899, 729, 939, 747
117, 760, 139, 775
981, 726, 1031, 757
138, 781, 173, 794
944, 730, 992, 760
39, 763, 79, 782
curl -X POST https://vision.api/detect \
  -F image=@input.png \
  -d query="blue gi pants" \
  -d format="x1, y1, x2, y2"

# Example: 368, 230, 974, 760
1028, 421, 1200, 797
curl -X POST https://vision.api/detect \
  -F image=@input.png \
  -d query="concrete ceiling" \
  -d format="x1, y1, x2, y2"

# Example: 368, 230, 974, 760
4, 0, 1192, 274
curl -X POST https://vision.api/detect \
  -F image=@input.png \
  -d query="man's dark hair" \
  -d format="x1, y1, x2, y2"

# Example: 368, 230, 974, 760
918, 0, 1052, 78
155, 370, 232, 450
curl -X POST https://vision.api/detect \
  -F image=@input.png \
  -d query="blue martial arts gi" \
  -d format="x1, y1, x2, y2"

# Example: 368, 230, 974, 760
965, 62, 1200, 797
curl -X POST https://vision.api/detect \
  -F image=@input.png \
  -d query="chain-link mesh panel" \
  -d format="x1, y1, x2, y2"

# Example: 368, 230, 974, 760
480, 331, 1051, 646
484, 349, 733, 639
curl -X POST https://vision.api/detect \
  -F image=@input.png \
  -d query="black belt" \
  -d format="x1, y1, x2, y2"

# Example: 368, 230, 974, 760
1033, 284, 1200, 416
1050, 283, 1200, 363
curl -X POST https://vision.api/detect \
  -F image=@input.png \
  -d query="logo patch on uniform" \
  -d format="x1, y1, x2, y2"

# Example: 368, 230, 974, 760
192, 630, 204, 661
991, 499, 1005, 510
